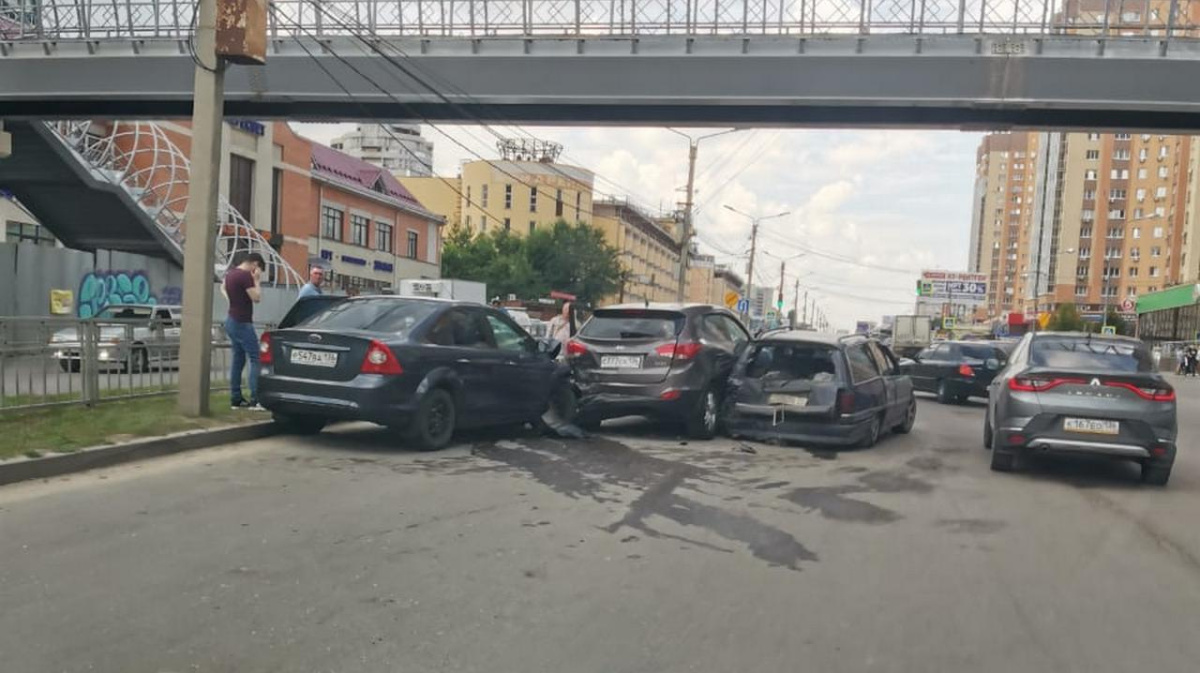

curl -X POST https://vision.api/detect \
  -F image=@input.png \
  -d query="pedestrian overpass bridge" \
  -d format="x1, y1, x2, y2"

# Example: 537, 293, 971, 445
4, 0, 1200, 128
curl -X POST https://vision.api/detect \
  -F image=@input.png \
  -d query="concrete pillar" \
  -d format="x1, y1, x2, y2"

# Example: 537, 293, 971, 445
0, 121, 11, 159
177, 0, 226, 417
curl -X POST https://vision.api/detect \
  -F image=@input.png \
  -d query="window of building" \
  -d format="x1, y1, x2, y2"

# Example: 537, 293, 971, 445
1138, 167, 1148, 179
555, 189, 564, 217
1127, 287, 1138, 298
504, 184, 512, 209
350, 214, 370, 247
1135, 188, 1146, 201
1132, 226, 1141, 239
1110, 188, 1126, 200
1115, 133, 1131, 140
466, 185, 472, 204
1087, 133, 1100, 141
1107, 227, 1123, 239
321, 205, 343, 241
1150, 266, 1160, 277
1075, 285, 1088, 296
1080, 227, 1092, 238
1154, 226, 1164, 238
1129, 267, 1139, 277
1085, 169, 1097, 180
481, 184, 489, 208
466, 215, 472, 229
1086, 149, 1100, 160
529, 221, 536, 235
1108, 209, 1125, 219
481, 216, 488, 232
406, 231, 419, 259
1134, 208, 1144, 219
1131, 246, 1141, 259
1111, 168, 1130, 179
1076, 264, 1089, 277
270, 168, 283, 237
1083, 189, 1096, 200
1159, 166, 1169, 178
1079, 247, 1090, 259
1156, 186, 1168, 199
229, 154, 254, 223
529, 188, 538, 212
1081, 209, 1094, 221
1159, 146, 1169, 159
575, 192, 582, 219
504, 218, 511, 231
1152, 246, 1162, 257
1139, 148, 1149, 162
376, 222, 393, 253
1113, 149, 1130, 160
5, 221, 58, 247
1155, 206, 1166, 217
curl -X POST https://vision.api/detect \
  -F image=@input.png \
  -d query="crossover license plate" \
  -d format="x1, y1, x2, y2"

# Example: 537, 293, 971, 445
768, 394, 808, 407
1064, 418, 1119, 435
600, 355, 642, 369
290, 348, 338, 368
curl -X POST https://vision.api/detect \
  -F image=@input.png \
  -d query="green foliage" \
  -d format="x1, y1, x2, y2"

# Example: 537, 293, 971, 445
1046, 303, 1086, 331
1103, 308, 1128, 335
440, 220, 625, 307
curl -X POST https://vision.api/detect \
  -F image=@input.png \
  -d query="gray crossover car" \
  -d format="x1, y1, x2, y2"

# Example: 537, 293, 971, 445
568, 303, 751, 438
984, 332, 1177, 485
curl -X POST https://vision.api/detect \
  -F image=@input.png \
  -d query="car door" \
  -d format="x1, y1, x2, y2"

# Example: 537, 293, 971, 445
844, 342, 886, 417
880, 344, 914, 419
698, 313, 738, 380
719, 314, 753, 372
910, 346, 936, 391
866, 341, 902, 425
423, 308, 505, 425
482, 310, 556, 420
919, 343, 953, 389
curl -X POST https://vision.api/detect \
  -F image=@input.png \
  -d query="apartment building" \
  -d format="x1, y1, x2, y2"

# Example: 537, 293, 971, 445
329, 123, 434, 177
593, 199, 682, 304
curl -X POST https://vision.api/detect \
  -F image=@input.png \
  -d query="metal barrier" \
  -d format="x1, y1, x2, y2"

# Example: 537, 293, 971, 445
0, 316, 273, 412
1, 0, 1198, 41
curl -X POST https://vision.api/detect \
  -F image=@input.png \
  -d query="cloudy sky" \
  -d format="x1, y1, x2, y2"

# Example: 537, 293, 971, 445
294, 123, 984, 331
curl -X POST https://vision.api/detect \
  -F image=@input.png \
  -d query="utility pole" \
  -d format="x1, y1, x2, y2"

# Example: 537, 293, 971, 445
802, 289, 808, 326
177, 0, 226, 417
776, 260, 786, 325
675, 141, 698, 302
793, 279, 800, 328
744, 219, 760, 322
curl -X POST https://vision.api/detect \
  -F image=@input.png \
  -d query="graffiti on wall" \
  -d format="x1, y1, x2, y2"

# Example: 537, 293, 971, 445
76, 270, 182, 318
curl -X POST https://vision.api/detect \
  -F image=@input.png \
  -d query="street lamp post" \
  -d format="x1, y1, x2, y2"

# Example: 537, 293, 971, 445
723, 205, 791, 323
667, 128, 742, 302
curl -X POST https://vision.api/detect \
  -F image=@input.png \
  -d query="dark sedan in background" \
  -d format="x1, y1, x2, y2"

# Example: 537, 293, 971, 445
905, 340, 1009, 403
567, 303, 751, 438
985, 332, 1177, 484
259, 296, 569, 450
723, 332, 916, 448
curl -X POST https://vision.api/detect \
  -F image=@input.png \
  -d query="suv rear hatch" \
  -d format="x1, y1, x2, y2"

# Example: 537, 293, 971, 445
569, 308, 687, 384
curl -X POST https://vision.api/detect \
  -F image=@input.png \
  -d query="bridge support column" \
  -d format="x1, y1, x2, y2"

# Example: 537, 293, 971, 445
178, 0, 226, 417
0, 121, 11, 159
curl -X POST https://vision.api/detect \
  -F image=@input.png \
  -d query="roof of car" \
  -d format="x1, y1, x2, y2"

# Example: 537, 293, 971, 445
1031, 331, 1143, 344
334, 294, 486, 307
598, 302, 719, 312
110, 304, 182, 310
756, 330, 861, 346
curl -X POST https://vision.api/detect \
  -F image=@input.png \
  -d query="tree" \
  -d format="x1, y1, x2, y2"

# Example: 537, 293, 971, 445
1104, 308, 1128, 335
439, 220, 624, 307
1046, 303, 1086, 331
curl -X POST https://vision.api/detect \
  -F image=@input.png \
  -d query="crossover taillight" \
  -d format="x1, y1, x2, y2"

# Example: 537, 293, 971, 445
259, 332, 273, 365
566, 339, 589, 357
361, 340, 403, 375
656, 341, 703, 360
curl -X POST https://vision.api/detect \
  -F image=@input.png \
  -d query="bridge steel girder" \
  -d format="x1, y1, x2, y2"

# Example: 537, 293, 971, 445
4, 35, 1200, 129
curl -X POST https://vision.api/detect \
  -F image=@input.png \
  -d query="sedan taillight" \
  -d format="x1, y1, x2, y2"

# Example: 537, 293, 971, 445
1008, 376, 1085, 392
957, 364, 975, 377
259, 332, 273, 365
361, 340, 403, 375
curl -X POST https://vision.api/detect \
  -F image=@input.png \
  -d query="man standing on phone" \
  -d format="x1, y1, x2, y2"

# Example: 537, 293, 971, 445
222, 252, 265, 409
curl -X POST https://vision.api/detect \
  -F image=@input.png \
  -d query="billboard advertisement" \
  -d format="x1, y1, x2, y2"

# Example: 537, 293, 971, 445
918, 270, 988, 306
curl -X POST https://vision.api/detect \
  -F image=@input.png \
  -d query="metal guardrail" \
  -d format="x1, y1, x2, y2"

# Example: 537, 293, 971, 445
0, 0, 1197, 41
0, 316, 274, 413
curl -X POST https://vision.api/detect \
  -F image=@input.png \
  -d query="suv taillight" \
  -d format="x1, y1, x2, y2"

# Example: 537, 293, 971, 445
656, 341, 702, 361
259, 332, 272, 365
361, 340, 403, 375
836, 389, 856, 415
566, 339, 588, 357
958, 364, 975, 377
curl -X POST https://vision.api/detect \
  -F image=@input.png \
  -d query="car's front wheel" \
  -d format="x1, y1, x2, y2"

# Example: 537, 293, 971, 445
410, 388, 457, 451
684, 387, 719, 439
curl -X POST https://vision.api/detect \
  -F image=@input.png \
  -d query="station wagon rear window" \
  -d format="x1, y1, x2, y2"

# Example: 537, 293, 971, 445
578, 310, 684, 340
1031, 337, 1151, 372
300, 298, 439, 336
745, 343, 839, 383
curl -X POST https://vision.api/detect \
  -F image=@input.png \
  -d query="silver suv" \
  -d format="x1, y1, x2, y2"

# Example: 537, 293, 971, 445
50, 304, 182, 373
984, 332, 1177, 485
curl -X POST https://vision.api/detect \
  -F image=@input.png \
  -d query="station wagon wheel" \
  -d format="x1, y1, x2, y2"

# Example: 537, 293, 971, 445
859, 414, 883, 448
412, 388, 457, 451
895, 398, 916, 434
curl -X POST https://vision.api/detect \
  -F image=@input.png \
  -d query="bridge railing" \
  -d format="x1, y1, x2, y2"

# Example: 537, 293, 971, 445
2, 0, 1198, 41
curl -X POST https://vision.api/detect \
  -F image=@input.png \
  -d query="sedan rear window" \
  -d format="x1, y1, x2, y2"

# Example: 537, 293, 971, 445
1031, 337, 1152, 372
579, 310, 683, 340
299, 298, 439, 337
960, 344, 998, 361
745, 343, 839, 383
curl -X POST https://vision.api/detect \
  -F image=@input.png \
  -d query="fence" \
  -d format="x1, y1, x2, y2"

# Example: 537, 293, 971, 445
2, 0, 1199, 40
0, 316, 274, 412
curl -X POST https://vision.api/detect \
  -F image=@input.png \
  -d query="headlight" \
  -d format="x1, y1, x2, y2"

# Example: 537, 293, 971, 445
98, 349, 111, 360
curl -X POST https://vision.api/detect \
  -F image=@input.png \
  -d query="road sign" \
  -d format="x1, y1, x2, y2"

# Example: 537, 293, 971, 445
943, 317, 957, 330
736, 298, 750, 314
1101, 325, 1117, 335
1120, 298, 1135, 312
724, 291, 740, 309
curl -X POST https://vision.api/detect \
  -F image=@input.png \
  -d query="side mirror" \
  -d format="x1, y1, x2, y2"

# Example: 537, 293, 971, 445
538, 338, 562, 359
985, 358, 1001, 370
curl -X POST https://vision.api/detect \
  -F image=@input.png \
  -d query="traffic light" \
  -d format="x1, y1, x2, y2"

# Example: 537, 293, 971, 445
776, 298, 784, 310
915, 280, 923, 296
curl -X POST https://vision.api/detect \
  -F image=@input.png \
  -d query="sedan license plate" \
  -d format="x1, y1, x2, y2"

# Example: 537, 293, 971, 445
289, 348, 338, 368
1064, 418, 1119, 435
768, 394, 808, 407
600, 355, 642, 369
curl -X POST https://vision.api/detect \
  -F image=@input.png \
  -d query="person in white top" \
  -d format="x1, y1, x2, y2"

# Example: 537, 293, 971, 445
547, 301, 575, 348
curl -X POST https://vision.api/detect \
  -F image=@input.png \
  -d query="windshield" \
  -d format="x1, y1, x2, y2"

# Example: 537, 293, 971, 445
579, 310, 684, 340
1031, 336, 1152, 372
299, 298, 439, 336
96, 306, 153, 320
745, 343, 839, 383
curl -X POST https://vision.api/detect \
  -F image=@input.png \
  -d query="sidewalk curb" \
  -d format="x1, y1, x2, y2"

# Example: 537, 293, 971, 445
0, 421, 281, 487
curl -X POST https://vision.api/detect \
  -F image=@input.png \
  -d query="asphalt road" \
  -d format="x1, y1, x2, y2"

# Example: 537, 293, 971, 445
3, 382, 1200, 672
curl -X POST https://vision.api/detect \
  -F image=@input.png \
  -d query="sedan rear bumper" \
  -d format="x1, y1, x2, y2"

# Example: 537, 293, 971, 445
259, 372, 418, 427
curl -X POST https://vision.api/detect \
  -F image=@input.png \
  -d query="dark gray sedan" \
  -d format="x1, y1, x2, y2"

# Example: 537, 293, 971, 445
984, 332, 1177, 485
